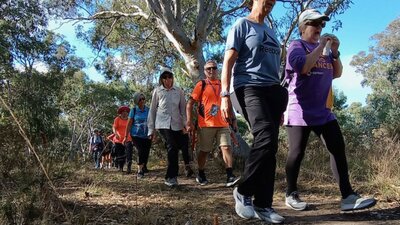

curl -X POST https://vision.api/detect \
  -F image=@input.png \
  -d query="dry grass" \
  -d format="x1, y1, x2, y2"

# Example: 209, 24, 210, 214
53, 154, 400, 225
368, 135, 400, 199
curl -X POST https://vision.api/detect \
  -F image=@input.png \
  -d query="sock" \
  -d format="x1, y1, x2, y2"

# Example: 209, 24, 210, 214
198, 169, 205, 177
226, 167, 233, 177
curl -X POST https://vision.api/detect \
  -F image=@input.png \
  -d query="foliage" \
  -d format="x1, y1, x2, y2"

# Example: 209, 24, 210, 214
1, 1, 400, 223
0, 0, 49, 74
44, 0, 353, 82
351, 18, 400, 139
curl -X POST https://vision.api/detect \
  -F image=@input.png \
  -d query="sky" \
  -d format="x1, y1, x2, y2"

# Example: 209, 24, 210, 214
48, 0, 400, 105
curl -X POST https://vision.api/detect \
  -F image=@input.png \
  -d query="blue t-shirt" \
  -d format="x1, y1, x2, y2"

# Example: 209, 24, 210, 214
90, 135, 102, 144
129, 106, 149, 138
283, 39, 336, 126
225, 18, 281, 89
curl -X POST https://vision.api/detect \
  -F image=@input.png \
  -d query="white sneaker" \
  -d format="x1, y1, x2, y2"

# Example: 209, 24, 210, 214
226, 175, 241, 187
233, 187, 255, 219
341, 193, 376, 211
254, 206, 285, 224
164, 177, 178, 187
285, 191, 307, 211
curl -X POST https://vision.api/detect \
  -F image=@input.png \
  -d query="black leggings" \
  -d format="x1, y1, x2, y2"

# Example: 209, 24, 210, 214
114, 143, 126, 170
132, 137, 152, 166
285, 120, 353, 198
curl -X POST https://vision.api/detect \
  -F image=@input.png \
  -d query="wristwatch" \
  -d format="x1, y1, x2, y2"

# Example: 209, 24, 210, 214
220, 90, 230, 97
332, 51, 340, 60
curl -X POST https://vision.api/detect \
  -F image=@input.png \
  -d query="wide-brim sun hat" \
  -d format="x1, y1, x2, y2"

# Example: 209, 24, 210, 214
299, 9, 330, 24
117, 105, 130, 114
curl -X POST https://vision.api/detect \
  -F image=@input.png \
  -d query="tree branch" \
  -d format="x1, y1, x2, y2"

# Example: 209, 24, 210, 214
218, 0, 247, 18
92, 17, 120, 63
205, 0, 247, 37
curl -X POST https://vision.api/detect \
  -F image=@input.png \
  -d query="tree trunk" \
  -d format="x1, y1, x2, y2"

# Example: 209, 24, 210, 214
155, 19, 205, 81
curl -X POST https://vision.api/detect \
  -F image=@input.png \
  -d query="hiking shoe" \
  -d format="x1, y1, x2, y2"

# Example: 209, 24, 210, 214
254, 206, 285, 224
137, 170, 144, 179
341, 193, 376, 211
233, 187, 254, 219
164, 177, 178, 187
196, 174, 208, 186
285, 191, 307, 211
185, 165, 194, 177
226, 175, 241, 187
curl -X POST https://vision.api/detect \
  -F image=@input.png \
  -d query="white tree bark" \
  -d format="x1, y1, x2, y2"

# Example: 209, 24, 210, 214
142, 0, 246, 80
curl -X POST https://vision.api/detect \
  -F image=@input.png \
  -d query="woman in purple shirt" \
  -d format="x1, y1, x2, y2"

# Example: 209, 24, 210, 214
283, 9, 375, 212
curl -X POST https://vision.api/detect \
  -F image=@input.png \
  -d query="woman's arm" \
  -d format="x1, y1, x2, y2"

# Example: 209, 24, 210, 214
123, 118, 133, 143
332, 57, 343, 79
147, 88, 158, 137
300, 41, 326, 74
220, 49, 238, 122
330, 35, 343, 79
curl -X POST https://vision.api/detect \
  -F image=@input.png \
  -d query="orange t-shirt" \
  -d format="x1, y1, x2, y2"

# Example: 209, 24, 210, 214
191, 79, 229, 128
112, 116, 131, 143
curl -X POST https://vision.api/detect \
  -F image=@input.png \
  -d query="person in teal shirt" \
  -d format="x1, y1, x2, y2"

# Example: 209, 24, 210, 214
124, 92, 152, 178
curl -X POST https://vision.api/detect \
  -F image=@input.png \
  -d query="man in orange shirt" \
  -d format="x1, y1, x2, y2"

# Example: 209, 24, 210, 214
186, 60, 240, 187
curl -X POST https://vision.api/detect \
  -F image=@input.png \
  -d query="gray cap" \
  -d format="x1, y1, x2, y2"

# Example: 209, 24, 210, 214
160, 66, 173, 76
299, 9, 330, 24
133, 92, 144, 105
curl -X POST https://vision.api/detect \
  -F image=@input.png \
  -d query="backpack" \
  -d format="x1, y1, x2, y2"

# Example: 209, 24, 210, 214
90, 135, 104, 151
197, 79, 207, 118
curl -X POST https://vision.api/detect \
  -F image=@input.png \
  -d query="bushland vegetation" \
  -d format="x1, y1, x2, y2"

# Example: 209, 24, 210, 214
1, 1, 399, 224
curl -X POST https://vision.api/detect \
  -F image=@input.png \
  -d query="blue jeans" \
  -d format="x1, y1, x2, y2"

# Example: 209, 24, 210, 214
236, 85, 288, 208
93, 149, 102, 168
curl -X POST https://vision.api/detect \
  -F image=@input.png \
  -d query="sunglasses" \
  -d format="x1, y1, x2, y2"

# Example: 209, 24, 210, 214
306, 20, 326, 28
205, 66, 217, 71
139, 97, 145, 101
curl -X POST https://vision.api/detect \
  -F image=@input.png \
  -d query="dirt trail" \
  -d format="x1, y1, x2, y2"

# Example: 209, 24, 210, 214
58, 161, 400, 225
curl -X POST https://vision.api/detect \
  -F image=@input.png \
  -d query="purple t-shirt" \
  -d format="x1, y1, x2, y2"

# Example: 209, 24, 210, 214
283, 39, 336, 126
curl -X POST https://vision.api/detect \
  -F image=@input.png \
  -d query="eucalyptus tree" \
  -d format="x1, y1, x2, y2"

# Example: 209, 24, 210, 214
0, 0, 49, 74
46, 0, 353, 81
58, 71, 137, 153
0, 0, 86, 145
351, 18, 400, 139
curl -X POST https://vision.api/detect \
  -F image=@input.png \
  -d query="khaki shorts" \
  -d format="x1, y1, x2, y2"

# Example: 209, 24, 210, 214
198, 127, 231, 153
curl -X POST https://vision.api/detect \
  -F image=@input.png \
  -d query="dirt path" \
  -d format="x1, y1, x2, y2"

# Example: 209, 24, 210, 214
58, 161, 400, 225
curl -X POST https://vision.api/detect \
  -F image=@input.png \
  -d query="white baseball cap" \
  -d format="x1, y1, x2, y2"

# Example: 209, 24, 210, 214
160, 66, 173, 76
299, 9, 330, 24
